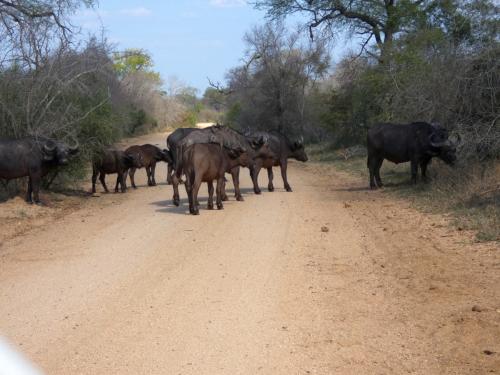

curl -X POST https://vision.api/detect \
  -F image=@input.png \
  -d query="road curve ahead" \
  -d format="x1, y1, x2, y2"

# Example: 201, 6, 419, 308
0, 133, 498, 374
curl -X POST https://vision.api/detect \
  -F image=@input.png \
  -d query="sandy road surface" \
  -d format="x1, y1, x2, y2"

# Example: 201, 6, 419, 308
0, 133, 499, 374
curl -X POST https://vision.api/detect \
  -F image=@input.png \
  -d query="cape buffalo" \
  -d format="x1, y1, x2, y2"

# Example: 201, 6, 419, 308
245, 131, 308, 194
91, 149, 143, 194
220, 132, 273, 202
182, 143, 250, 215
0, 137, 79, 204
170, 125, 248, 206
367, 122, 458, 189
166, 127, 197, 184
124, 144, 172, 188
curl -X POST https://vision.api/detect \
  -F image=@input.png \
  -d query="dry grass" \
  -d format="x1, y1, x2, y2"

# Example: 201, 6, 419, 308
309, 143, 500, 242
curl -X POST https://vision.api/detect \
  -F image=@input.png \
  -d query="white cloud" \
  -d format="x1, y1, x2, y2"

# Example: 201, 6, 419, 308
119, 7, 152, 17
209, 0, 246, 8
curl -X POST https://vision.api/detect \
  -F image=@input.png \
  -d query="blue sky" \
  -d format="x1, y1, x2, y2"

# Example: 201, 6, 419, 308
73, 1, 352, 94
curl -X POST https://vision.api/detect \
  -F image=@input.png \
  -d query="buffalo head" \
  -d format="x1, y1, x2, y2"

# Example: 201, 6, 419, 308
160, 149, 173, 164
291, 136, 308, 162
428, 125, 459, 166
42, 138, 79, 165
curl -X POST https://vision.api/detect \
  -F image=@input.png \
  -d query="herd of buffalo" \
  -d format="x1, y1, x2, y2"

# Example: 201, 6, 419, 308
0, 121, 459, 214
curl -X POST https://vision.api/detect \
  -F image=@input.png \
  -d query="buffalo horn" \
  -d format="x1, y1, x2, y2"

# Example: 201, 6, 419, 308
68, 138, 79, 152
43, 140, 57, 153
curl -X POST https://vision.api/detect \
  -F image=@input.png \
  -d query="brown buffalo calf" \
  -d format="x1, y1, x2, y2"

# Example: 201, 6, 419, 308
125, 144, 172, 188
181, 143, 249, 215
92, 149, 142, 193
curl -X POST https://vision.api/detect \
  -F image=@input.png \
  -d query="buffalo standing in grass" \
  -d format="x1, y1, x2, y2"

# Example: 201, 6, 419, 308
91, 149, 143, 194
245, 131, 308, 194
0, 137, 79, 204
367, 122, 459, 189
125, 144, 172, 188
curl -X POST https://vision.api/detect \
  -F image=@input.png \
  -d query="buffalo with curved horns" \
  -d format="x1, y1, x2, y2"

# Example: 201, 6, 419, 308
367, 122, 460, 188
0, 136, 79, 204
245, 131, 308, 193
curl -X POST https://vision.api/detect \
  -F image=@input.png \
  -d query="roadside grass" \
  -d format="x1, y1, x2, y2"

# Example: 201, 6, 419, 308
308, 143, 500, 242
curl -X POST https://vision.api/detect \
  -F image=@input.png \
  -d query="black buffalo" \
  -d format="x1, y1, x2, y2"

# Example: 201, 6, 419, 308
91, 149, 143, 194
182, 143, 250, 215
367, 122, 458, 189
170, 125, 248, 206
165, 127, 197, 184
0, 137, 79, 204
220, 132, 273, 201
124, 144, 172, 188
245, 131, 308, 193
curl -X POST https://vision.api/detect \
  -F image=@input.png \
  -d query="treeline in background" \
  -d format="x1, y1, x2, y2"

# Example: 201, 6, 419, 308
0, 0, 215, 197
207, 0, 498, 240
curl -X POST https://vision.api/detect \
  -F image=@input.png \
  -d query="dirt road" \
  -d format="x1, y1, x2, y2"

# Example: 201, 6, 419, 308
0, 133, 499, 374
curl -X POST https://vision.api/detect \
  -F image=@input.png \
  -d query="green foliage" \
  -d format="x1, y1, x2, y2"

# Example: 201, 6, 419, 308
113, 49, 160, 82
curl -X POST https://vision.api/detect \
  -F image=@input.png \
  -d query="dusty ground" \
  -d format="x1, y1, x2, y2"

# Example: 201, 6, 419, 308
0, 133, 498, 374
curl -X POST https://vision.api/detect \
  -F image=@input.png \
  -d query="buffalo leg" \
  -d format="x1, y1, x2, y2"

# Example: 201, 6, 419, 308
146, 166, 153, 186
129, 168, 137, 189
99, 173, 109, 193
31, 174, 42, 204
411, 159, 418, 184
231, 167, 243, 201
26, 176, 33, 203
190, 174, 202, 215
267, 167, 274, 192
420, 160, 429, 182
374, 159, 384, 187
221, 176, 228, 201
114, 174, 120, 193
91, 167, 98, 194
280, 160, 292, 192
216, 177, 224, 210
151, 163, 157, 186
167, 164, 173, 185
368, 156, 380, 189
207, 181, 214, 210
121, 172, 128, 192
251, 165, 262, 194
172, 173, 180, 206
184, 171, 194, 212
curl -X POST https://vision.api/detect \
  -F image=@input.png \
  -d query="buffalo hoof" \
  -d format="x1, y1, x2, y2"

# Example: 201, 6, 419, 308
173, 198, 180, 207
236, 195, 244, 202
222, 194, 229, 201
254, 189, 261, 195
217, 203, 224, 210
268, 185, 274, 192
207, 203, 214, 210
190, 208, 200, 215
132, 185, 137, 189
285, 187, 293, 192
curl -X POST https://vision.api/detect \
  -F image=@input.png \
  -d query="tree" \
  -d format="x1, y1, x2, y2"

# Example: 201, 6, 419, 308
226, 22, 330, 135
252, 0, 481, 61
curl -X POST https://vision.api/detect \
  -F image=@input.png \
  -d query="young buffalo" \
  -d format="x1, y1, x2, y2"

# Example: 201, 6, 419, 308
92, 149, 142, 194
125, 144, 172, 188
182, 143, 249, 215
